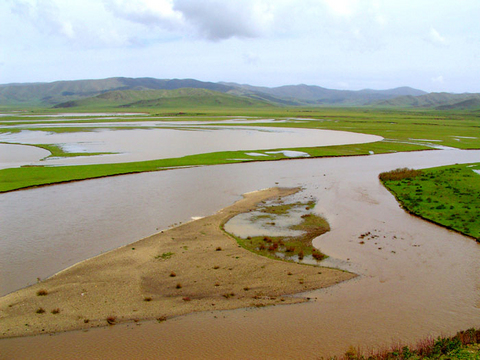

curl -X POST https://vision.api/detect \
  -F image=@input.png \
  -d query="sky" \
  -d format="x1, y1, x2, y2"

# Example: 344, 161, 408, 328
1, 0, 479, 93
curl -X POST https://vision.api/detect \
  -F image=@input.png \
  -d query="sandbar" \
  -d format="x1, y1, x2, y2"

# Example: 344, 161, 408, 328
0, 187, 355, 338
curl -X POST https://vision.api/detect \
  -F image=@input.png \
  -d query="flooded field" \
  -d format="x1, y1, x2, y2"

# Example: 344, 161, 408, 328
0, 122, 381, 168
1, 149, 479, 358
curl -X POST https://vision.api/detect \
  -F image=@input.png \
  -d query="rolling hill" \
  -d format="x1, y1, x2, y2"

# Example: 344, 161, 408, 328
54, 88, 273, 109
374, 92, 480, 110
0, 77, 430, 108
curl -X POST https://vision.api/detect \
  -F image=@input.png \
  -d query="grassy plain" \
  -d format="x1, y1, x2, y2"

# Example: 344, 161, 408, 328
1, 107, 479, 193
380, 164, 480, 240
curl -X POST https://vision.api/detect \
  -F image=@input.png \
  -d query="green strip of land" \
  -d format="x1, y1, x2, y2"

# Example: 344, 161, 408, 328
380, 163, 480, 240
0, 140, 427, 193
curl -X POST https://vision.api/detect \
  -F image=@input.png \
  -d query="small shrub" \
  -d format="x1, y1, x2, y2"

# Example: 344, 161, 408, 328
215, 247, 222, 251
36, 289, 48, 296
143, 296, 152, 302
36, 307, 46, 314
182, 297, 191, 302
170, 271, 176, 277
106, 316, 116, 325
176, 283, 182, 289
285, 246, 295, 253
213, 265, 220, 269
51, 308, 60, 314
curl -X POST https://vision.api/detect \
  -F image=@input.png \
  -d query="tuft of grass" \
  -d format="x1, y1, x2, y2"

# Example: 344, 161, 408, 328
143, 296, 152, 302
156, 252, 174, 260
169, 271, 176, 277
36, 307, 46, 314
215, 246, 222, 251
379, 167, 423, 181
176, 283, 182, 289
36, 289, 48, 296
336, 328, 480, 360
51, 308, 60, 314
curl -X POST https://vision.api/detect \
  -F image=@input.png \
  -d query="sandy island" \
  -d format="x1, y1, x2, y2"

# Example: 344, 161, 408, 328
0, 187, 355, 338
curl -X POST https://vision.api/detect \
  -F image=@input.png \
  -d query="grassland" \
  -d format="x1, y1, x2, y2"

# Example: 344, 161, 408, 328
1, 107, 479, 193
380, 164, 480, 241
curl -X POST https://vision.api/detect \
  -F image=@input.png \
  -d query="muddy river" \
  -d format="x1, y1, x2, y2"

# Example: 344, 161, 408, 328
1, 149, 479, 359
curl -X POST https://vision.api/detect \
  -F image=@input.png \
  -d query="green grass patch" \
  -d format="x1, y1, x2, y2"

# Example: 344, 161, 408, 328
224, 201, 330, 264
380, 163, 480, 240
155, 252, 174, 260
33, 143, 115, 158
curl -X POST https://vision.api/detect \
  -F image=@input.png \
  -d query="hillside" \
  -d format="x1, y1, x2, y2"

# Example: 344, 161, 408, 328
374, 92, 480, 110
0, 77, 428, 108
54, 88, 273, 109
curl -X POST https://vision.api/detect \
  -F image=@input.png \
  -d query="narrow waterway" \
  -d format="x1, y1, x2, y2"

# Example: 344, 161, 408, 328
1, 149, 479, 359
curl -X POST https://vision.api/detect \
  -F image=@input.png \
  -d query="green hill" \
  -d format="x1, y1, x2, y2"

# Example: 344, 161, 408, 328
375, 92, 480, 109
0, 76, 428, 108
54, 88, 273, 109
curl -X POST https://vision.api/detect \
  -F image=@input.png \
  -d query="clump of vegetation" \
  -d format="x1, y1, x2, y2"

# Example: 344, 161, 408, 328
106, 316, 116, 325
36, 289, 48, 296
143, 296, 152, 302
51, 308, 60, 314
169, 271, 176, 277
36, 307, 46, 314
379, 168, 423, 181
176, 283, 182, 289
380, 163, 480, 240
226, 199, 329, 265
215, 246, 222, 251
155, 252, 174, 260
336, 328, 480, 359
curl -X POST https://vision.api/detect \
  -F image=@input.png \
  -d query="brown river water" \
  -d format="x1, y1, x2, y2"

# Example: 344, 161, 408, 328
1, 149, 480, 358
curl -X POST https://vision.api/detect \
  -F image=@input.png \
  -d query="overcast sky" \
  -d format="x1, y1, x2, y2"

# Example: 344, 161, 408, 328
1, 0, 479, 92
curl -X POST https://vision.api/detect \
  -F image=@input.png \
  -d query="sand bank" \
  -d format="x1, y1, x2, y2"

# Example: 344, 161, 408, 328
0, 187, 355, 338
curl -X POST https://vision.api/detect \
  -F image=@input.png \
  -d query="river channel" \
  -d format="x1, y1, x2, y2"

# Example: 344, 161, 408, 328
1, 149, 479, 358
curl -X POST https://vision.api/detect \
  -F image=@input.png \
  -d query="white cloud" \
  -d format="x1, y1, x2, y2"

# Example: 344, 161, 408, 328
427, 27, 447, 46
104, 0, 184, 31
323, 0, 359, 17
9, 0, 78, 39
431, 75, 444, 84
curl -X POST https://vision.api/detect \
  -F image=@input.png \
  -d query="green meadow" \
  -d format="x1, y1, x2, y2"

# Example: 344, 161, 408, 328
380, 164, 480, 241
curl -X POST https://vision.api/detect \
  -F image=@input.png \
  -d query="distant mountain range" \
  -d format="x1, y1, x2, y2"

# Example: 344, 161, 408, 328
1, 77, 479, 110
